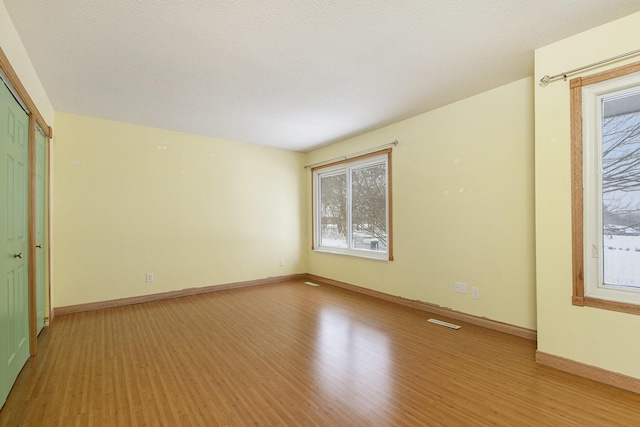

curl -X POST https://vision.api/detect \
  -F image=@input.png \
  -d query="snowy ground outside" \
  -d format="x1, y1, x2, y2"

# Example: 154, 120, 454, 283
603, 235, 640, 288
320, 230, 387, 252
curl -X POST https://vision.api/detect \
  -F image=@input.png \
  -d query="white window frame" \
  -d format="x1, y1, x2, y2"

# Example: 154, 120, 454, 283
571, 61, 640, 315
312, 151, 392, 261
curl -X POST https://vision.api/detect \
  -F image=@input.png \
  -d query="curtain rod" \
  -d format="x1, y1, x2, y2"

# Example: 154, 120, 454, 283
539, 48, 640, 86
304, 140, 398, 169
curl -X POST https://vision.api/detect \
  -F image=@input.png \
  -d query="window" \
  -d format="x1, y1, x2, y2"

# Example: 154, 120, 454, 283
571, 61, 640, 314
312, 149, 392, 261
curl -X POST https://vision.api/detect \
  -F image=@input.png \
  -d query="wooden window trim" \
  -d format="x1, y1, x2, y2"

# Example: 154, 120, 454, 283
570, 60, 640, 316
311, 148, 393, 261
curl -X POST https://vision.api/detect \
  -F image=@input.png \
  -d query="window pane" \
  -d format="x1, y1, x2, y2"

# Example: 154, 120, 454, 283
320, 172, 347, 248
601, 90, 640, 289
351, 163, 386, 252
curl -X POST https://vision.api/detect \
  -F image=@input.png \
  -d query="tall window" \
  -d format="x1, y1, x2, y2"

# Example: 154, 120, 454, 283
571, 62, 640, 314
312, 150, 392, 261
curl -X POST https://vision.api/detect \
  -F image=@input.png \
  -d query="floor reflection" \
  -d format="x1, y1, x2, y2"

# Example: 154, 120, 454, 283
314, 306, 392, 420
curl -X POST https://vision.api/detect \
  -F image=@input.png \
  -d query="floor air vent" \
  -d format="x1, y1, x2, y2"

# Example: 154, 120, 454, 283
427, 318, 461, 329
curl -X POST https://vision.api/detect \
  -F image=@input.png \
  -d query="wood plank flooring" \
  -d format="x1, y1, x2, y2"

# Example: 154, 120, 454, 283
1, 280, 640, 426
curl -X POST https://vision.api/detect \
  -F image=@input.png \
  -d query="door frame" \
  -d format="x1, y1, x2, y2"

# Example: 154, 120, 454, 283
0, 46, 52, 356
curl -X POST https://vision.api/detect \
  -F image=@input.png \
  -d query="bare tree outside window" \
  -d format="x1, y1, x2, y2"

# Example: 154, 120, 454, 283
320, 173, 347, 248
351, 163, 387, 249
601, 91, 640, 288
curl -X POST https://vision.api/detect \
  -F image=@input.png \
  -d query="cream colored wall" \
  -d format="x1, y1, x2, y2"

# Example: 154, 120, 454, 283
306, 77, 536, 329
53, 112, 306, 307
535, 12, 640, 378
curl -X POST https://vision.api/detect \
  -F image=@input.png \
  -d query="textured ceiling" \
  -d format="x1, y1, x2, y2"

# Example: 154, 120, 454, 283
4, 1, 640, 152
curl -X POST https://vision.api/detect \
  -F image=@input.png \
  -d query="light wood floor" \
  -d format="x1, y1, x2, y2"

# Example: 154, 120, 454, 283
1, 280, 640, 426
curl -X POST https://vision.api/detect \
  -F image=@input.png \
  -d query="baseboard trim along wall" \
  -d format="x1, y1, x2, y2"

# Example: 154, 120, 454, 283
53, 274, 307, 316
536, 351, 640, 395
54, 273, 536, 341
306, 274, 537, 341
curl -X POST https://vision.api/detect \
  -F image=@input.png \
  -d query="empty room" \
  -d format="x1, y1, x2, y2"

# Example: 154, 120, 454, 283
2, 1, 640, 425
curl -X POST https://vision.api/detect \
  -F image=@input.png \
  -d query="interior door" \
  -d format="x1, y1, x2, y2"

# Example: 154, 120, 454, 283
35, 127, 46, 334
0, 81, 30, 409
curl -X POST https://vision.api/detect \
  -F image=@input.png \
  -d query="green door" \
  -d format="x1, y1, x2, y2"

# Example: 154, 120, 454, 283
0, 81, 30, 409
35, 127, 46, 334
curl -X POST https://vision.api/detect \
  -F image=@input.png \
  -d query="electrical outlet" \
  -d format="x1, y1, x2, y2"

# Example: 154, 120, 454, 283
279, 259, 284, 267
472, 287, 480, 299
293, 258, 299, 265
454, 282, 468, 294
146, 273, 153, 283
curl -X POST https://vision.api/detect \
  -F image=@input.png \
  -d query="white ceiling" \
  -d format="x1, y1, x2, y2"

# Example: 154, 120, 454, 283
4, 1, 640, 152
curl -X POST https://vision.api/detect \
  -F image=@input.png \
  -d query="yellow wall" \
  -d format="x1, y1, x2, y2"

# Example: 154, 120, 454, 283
535, 12, 640, 378
306, 77, 536, 329
53, 112, 306, 307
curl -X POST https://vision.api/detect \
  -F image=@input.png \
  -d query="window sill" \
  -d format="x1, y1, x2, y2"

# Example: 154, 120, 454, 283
314, 247, 391, 262
572, 296, 640, 315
